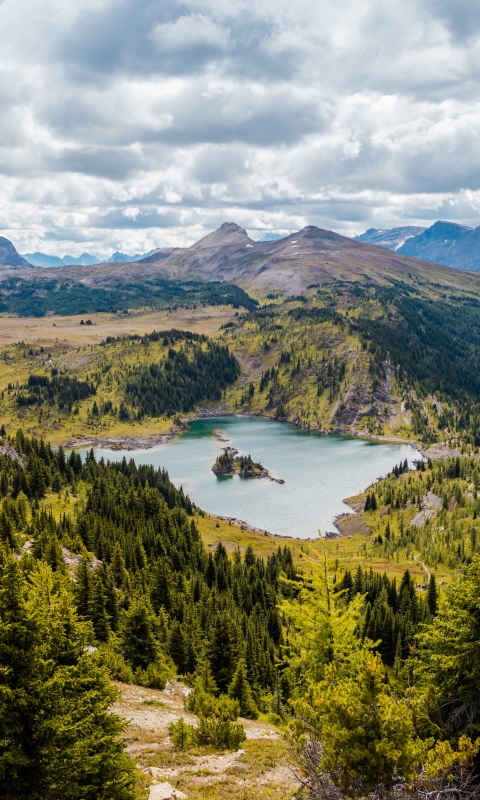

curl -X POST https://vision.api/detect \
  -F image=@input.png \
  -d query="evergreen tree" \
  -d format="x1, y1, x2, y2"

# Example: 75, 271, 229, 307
0, 559, 135, 799
228, 657, 258, 719
417, 555, 480, 735
208, 613, 236, 692
292, 650, 422, 798
169, 621, 189, 674
121, 599, 158, 670
427, 574, 438, 615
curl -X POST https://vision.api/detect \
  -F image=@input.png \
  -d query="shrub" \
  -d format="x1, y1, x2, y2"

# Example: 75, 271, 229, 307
168, 718, 193, 750
193, 717, 246, 749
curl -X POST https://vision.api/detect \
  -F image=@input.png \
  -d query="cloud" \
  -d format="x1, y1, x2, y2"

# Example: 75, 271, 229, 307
0, 0, 479, 257
150, 14, 230, 53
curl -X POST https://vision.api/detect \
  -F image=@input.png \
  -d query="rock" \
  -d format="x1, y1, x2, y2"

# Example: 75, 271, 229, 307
149, 782, 187, 800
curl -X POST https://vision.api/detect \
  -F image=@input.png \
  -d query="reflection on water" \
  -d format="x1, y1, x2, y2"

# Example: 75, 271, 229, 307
82, 417, 418, 539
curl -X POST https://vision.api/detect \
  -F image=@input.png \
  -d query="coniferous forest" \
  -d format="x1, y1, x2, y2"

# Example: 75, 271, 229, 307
1, 426, 480, 799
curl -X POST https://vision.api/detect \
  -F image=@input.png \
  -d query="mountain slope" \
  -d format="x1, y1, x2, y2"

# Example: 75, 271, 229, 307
353, 226, 426, 251
355, 220, 480, 271
46, 221, 480, 297
397, 220, 480, 270
0, 237, 31, 267
6, 222, 480, 300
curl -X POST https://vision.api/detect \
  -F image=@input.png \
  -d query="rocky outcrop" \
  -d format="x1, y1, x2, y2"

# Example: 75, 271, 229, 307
410, 491, 443, 527
0, 236, 31, 266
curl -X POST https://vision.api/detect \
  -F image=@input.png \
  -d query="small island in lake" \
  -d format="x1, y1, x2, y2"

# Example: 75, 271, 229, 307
212, 447, 284, 483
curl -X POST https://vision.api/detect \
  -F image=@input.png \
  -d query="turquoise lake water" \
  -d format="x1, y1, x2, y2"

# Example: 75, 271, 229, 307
82, 417, 418, 539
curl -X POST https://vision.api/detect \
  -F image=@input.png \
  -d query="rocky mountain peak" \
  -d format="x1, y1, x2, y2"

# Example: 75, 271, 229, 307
0, 236, 31, 267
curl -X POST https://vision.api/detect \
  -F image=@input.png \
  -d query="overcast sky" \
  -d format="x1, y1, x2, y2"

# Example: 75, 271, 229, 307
1, 0, 480, 257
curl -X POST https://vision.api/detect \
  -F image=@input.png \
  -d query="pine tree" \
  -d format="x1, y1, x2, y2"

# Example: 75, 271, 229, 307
168, 718, 192, 750
75, 555, 91, 618
111, 542, 127, 588
0, 559, 135, 799
228, 657, 258, 719
427, 574, 438, 615
121, 599, 158, 670
169, 621, 188, 674
88, 572, 111, 642
196, 655, 219, 695
417, 555, 480, 735
208, 613, 236, 692
292, 650, 422, 798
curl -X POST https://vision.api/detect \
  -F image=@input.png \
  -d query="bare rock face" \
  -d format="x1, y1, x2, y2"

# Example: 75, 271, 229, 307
0, 236, 31, 266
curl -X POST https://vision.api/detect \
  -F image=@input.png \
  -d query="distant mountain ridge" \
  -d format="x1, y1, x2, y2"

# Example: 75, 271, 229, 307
353, 226, 426, 251
4, 222, 480, 299
354, 221, 480, 271
24, 249, 158, 267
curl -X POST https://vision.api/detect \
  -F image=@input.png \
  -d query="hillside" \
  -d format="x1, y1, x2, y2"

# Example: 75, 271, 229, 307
8, 222, 480, 303
4, 278, 480, 454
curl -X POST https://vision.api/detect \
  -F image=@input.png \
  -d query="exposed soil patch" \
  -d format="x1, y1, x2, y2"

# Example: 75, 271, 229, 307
113, 681, 298, 800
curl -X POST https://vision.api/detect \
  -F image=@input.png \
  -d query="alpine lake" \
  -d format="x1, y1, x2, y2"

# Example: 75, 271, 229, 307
77, 416, 419, 539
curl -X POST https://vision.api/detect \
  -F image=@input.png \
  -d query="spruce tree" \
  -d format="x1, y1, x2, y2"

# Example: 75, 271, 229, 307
228, 657, 258, 719
427, 574, 438, 615
0, 559, 135, 799
169, 621, 188, 674
121, 599, 158, 670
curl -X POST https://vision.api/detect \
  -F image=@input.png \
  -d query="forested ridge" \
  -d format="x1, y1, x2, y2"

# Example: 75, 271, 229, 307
218, 282, 480, 448
0, 276, 257, 316
0, 329, 240, 427
124, 337, 239, 418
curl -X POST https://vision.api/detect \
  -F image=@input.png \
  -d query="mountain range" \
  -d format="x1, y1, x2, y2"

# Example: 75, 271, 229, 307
2, 220, 480, 297
38, 221, 480, 296
24, 249, 157, 267
354, 220, 480, 270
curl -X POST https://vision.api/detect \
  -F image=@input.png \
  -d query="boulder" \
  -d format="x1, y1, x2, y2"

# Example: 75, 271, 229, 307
149, 782, 187, 800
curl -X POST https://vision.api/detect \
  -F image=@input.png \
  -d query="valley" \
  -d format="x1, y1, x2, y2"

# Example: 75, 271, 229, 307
2, 221, 480, 800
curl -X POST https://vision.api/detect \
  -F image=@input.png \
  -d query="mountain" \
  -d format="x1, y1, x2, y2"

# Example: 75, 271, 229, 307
396, 221, 480, 270
25, 249, 161, 267
131, 221, 479, 294
257, 233, 288, 242
25, 252, 65, 267
353, 226, 426, 251
107, 251, 144, 263
48, 221, 480, 297
26, 251, 101, 267
0, 237, 31, 266
354, 220, 480, 271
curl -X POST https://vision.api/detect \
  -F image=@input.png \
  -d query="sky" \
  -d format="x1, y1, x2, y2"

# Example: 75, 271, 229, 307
1, 0, 480, 258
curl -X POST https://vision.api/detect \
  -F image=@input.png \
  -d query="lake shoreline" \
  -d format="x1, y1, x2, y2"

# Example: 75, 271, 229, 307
62, 408, 426, 456
66, 415, 418, 540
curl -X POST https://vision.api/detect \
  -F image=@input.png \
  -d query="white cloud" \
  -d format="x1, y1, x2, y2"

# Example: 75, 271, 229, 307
0, 0, 479, 257
150, 14, 230, 53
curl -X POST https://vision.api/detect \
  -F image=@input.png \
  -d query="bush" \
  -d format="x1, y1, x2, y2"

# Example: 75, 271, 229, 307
187, 688, 239, 720
193, 718, 246, 749
134, 658, 174, 690
98, 645, 174, 689
168, 718, 193, 750
97, 644, 135, 684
